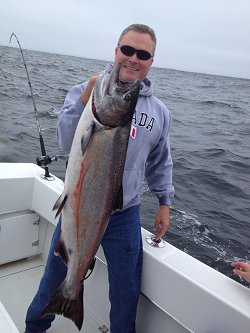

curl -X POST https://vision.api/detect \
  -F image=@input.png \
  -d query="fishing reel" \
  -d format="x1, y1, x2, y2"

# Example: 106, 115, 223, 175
36, 155, 57, 180
36, 155, 57, 167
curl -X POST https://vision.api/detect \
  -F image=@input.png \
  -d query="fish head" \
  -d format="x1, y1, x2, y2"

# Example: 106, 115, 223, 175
93, 62, 141, 127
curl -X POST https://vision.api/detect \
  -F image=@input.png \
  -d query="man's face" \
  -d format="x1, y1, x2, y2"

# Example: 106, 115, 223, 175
115, 31, 154, 82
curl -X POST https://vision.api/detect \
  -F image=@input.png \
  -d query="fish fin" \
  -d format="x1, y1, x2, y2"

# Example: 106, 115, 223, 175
53, 194, 68, 219
81, 122, 95, 156
81, 136, 89, 156
54, 238, 69, 264
112, 184, 123, 211
42, 283, 84, 331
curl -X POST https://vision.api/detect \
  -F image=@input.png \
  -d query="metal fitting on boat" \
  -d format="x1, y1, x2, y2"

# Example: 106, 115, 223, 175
146, 235, 166, 248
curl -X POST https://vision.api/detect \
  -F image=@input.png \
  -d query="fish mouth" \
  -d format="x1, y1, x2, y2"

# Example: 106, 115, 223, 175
93, 62, 140, 128
105, 62, 140, 95
116, 79, 137, 92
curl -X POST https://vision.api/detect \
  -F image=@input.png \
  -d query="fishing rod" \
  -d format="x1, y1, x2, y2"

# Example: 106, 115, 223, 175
9, 33, 56, 179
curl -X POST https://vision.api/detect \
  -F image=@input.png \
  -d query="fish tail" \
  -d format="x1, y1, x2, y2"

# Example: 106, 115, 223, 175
42, 283, 84, 331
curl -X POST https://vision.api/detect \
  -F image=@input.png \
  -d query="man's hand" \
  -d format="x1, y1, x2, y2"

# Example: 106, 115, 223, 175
80, 72, 101, 105
153, 205, 170, 240
231, 261, 250, 283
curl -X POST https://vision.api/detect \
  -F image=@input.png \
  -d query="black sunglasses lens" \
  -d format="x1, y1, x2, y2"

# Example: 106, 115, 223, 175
137, 50, 151, 60
120, 45, 135, 57
120, 45, 151, 60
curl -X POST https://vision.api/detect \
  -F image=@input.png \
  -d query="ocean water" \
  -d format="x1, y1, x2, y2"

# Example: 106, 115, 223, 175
0, 45, 249, 286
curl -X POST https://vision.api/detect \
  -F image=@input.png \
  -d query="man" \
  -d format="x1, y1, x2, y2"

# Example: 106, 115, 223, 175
24, 23, 174, 333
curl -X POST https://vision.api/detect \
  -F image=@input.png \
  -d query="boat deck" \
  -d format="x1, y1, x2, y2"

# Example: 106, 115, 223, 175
0, 256, 79, 333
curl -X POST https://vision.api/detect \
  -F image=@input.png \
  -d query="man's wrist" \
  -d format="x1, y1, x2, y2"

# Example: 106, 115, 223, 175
157, 195, 170, 206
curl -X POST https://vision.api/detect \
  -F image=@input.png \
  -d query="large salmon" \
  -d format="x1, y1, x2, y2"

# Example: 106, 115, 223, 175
43, 63, 140, 330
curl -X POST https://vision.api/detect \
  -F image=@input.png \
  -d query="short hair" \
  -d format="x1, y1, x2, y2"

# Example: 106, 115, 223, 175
118, 23, 157, 55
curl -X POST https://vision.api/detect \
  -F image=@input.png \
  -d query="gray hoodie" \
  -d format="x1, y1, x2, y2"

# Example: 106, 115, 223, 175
57, 68, 174, 210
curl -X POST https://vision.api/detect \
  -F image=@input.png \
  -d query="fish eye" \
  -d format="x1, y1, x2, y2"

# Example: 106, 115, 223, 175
125, 93, 131, 101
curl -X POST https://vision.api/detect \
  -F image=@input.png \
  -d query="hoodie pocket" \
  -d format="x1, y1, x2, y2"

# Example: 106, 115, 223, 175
122, 168, 143, 207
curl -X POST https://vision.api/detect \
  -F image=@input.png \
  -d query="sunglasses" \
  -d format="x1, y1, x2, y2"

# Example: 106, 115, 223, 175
118, 45, 153, 61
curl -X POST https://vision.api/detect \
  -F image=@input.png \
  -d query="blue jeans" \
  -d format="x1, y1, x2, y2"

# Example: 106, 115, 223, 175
25, 205, 142, 333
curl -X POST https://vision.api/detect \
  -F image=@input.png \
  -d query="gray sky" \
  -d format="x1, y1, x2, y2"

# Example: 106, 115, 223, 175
1, 0, 250, 79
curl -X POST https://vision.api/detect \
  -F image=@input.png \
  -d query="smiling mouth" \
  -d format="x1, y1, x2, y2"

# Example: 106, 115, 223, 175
123, 64, 139, 72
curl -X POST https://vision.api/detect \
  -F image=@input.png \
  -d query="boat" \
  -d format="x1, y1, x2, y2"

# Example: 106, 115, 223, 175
0, 162, 249, 333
